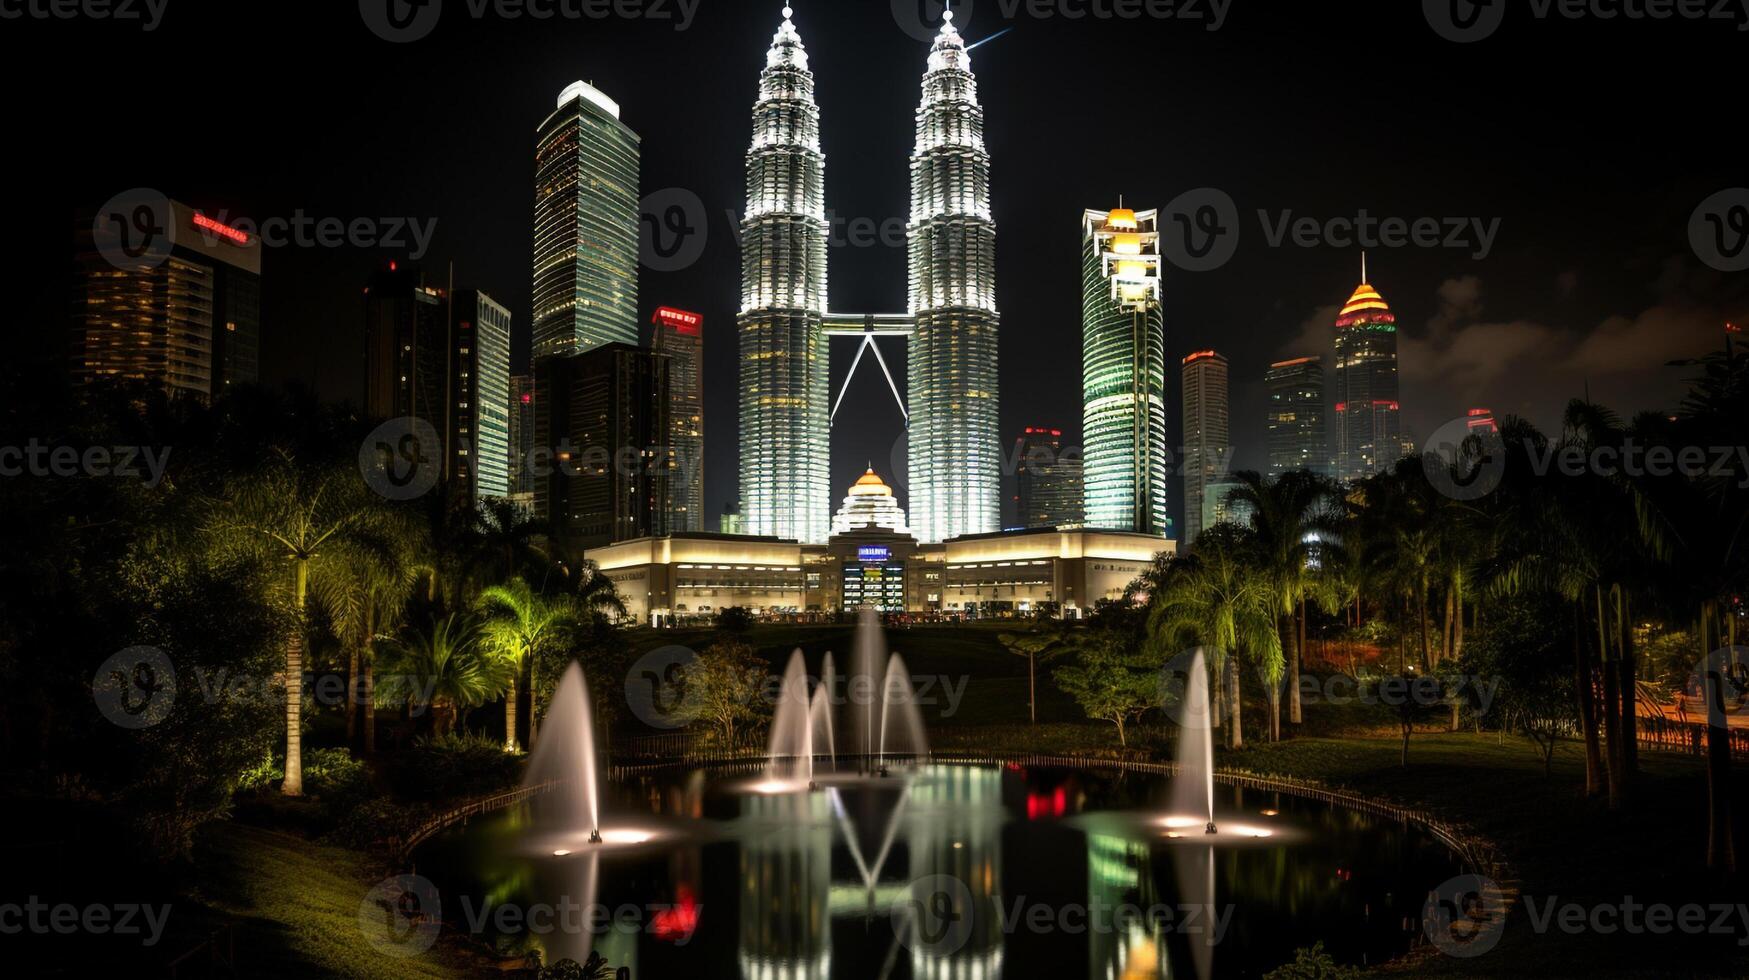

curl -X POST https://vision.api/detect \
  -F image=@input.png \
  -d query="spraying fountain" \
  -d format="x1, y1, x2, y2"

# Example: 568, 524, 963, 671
1157, 648, 1278, 843
847, 608, 927, 775
524, 661, 658, 851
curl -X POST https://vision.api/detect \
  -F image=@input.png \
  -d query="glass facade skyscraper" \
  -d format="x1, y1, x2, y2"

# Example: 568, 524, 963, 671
1180, 350, 1229, 545
906, 9, 1000, 544
738, 8, 830, 544
452, 289, 513, 506
1013, 427, 1084, 530
532, 80, 640, 361
1332, 263, 1402, 481
1081, 206, 1167, 536
651, 306, 704, 532
1266, 354, 1327, 477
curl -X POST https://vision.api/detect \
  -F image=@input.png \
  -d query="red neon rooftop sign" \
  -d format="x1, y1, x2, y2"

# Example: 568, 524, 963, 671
653, 307, 702, 335
191, 212, 250, 246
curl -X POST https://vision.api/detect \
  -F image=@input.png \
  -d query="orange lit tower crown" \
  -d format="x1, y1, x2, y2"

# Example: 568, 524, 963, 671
1331, 254, 1403, 480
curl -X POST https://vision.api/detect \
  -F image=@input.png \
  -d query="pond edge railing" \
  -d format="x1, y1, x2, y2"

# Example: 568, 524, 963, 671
394, 780, 558, 864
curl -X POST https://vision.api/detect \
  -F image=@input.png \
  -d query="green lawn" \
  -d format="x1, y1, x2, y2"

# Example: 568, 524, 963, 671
189, 823, 488, 979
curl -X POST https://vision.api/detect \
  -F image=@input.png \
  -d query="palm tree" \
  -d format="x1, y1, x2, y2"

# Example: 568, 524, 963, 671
316, 553, 422, 754
1226, 470, 1342, 731
375, 614, 510, 736
207, 450, 403, 795
1149, 524, 1281, 748
476, 577, 581, 752
464, 497, 552, 593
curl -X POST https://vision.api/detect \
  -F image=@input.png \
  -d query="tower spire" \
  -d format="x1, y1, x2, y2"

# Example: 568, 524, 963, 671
1361, 250, 1368, 285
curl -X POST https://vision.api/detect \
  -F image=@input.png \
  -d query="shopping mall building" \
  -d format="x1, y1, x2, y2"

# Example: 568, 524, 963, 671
586, 469, 1174, 625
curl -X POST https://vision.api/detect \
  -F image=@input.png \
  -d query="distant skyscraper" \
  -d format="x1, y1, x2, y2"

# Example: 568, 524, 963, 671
1013, 427, 1084, 529
72, 199, 261, 399
1332, 258, 1402, 481
1202, 476, 1254, 532
363, 263, 446, 427
451, 289, 512, 506
906, 9, 1000, 544
739, 8, 830, 544
532, 80, 640, 361
1181, 350, 1230, 545
1266, 355, 1327, 477
1081, 206, 1167, 535
509, 373, 536, 497
651, 306, 704, 532
533, 343, 669, 558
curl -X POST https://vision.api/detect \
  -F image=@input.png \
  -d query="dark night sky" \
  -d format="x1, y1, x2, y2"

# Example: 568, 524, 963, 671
12, 0, 1746, 533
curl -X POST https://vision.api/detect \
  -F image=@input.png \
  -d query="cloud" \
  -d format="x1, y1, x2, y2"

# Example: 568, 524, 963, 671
1293, 263, 1743, 441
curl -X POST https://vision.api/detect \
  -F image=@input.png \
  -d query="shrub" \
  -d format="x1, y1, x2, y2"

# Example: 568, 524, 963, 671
389, 731, 522, 800
1264, 942, 1364, 980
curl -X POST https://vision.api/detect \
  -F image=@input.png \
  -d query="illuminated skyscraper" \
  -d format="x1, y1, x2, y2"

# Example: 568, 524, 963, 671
1013, 427, 1083, 530
1332, 258, 1402, 481
738, 6, 830, 543
532, 80, 639, 361
1266, 355, 1327, 476
1081, 206, 1167, 535
651, 306, 704, 532
906, 8, 1000, 543
71, 199, 261, 400
508, 372, 536, 502
1181, 350, 1229, 545
451, 289, 513, 506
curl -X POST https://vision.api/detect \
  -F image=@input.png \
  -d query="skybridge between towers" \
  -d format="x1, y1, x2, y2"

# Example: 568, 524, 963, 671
823, 313, 913, 427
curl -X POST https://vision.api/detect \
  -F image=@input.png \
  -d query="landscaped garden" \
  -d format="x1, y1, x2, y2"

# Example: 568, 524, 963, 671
3, 346, 1746, 977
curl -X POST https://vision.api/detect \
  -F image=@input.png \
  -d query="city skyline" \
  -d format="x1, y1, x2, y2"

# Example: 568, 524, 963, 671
20, 3, 1747, 539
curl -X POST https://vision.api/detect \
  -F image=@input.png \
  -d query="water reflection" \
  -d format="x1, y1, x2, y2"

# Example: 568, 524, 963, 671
421, 764, 1464, 979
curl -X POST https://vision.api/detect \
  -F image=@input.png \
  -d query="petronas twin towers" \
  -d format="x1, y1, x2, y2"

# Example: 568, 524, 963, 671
738, 5, 999, 544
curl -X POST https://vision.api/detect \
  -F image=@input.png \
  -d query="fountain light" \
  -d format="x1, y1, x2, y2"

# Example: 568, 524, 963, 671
1159, 816, 1201, 829
597, 828, 654, 845
552, 849, 571, 856
1260, 809, 1279, 817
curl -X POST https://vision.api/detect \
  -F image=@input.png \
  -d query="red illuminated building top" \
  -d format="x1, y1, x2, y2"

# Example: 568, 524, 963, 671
652, 306, 703, 336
